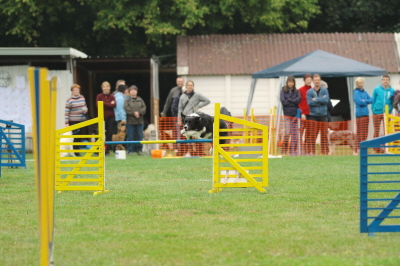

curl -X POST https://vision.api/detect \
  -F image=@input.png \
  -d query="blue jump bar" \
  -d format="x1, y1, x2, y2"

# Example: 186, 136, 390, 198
105, 139, 213, 145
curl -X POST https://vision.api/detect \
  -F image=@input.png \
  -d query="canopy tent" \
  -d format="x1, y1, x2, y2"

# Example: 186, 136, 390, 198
246, 50, 387, 116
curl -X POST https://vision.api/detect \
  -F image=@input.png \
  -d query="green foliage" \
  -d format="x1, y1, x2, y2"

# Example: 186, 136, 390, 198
308, 0, 400, 32
2, 0, 399, 56
0, 0, 319, 56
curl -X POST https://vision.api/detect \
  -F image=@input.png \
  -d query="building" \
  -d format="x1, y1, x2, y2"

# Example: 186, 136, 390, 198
0, 48, 176, 134
0, 47, 88, 132
177, 33, 400, 118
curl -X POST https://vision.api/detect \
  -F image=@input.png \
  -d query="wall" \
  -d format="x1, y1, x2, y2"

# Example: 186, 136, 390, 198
49, 70, 73, 130
183, 74, 400, 117
183, 75, 281, 116
0, 65, 73, 133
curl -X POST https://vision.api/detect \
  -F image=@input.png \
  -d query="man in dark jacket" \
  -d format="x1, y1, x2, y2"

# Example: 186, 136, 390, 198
124, 86, 146, 155
161, 77, 184, 117
96, 81, 117, 155
306, 74, 330, 155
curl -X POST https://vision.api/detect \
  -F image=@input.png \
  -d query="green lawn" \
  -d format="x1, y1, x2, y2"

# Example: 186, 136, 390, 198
1, 154, 400, 265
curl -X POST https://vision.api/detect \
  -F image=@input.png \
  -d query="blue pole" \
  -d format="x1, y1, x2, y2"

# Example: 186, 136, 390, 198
105, 139, 212, 145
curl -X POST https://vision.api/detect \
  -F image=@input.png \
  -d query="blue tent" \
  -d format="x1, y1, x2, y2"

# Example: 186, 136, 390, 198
251, 50, 386, 79
247, 50, 387, 115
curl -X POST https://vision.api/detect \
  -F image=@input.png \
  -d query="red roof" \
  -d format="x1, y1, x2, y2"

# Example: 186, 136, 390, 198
177, 33, 400, 75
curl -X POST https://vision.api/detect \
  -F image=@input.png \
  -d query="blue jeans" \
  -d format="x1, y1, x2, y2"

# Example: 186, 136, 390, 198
126, 124, 144, 153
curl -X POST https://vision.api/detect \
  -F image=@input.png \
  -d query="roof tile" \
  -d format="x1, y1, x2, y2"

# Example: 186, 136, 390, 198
177, 33, 400, 75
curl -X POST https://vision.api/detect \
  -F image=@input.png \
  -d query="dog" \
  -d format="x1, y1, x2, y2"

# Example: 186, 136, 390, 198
112, 122, 127, 150
143, 124, 158, 155
59, 131, 76, 157
327, 128, 357, 155
181, 111, 228, 144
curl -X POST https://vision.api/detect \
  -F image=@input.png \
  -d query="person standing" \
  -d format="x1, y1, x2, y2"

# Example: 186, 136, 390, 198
354, 77, 372, 152
160, 77, 185, 151
124, 86, 146, 155
178, 80, 210, 121
113, 79, 126, 95
306, 74, 330, 155
96, 81, 117, 155
393, 81, 400, 115
372, 75, 395, 153
280, 76, 301, 155
298, 74, 312, 155
161, 76, 185, 117
114, 84, 128, 124
65, 84, 88, 156
320, 80, 333, 122
178, 80, 210, 156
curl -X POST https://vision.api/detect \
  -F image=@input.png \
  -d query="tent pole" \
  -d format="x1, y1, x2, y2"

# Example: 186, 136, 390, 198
246, 78, 258, 116
347, 77, 356, 133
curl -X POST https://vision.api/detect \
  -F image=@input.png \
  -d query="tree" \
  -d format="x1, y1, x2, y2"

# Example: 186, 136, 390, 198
308, 0, 400, 32
0, 0, 320, 56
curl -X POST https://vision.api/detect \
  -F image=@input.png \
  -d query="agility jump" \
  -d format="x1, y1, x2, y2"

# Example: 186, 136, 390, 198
55, 102, 269, 194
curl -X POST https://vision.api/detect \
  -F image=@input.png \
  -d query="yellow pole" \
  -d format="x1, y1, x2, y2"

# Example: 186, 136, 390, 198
210, 103, 221, 193
97, 102, 106, 191
29, 67, 54, 266
48, 76, 57, 256
243, 108, 249, 143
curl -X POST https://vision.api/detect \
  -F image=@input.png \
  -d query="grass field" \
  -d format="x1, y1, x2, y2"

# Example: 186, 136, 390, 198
1, 154, 400, 265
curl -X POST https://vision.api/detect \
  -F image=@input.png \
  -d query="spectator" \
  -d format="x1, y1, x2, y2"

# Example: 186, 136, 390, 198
320, 80, 333, 122
372, 74, 395, 153
113, 79, 126, 95
178, 80, 210, 156
123, 86, 130, 98
178, 80, 210, 121
161, 76, 185, 117
96, 81, 117, 155
65, 84, 88, 156
306, 74, 330, 155
354, 77, 372, 152
280, 76, 301, 155
392, 81, 400, 115
124, 86, 146, 155
161, 77, 185, 152
114, 84, 127, 124
298, 74, 313, 155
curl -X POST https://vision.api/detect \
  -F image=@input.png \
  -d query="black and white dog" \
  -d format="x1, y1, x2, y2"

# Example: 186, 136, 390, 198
181, 112, 228, 144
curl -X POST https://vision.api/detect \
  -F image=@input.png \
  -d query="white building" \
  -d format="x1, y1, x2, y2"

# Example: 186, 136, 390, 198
0, 47, 88, 133
176, 33, 400, 118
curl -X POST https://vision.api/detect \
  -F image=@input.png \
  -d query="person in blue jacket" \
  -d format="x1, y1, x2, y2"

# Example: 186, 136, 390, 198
354, 77, 372, 152
306, 74, 330, 155
114, 84, 128, 124
372, 74, 395, 152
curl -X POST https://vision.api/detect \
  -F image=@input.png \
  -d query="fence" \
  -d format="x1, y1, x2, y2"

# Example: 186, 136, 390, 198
210, 103, 268, 193
0, 120, 26, 177
157, 114, 388, 157
360, 132, 400, 235
55, 102, 107, 195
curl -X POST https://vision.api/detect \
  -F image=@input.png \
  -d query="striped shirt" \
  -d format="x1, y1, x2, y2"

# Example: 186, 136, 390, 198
65, 94, 87, 123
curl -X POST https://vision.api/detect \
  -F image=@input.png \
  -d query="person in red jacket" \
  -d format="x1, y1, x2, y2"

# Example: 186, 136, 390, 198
298, 74, 312, 155
96, 81, 117, 155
